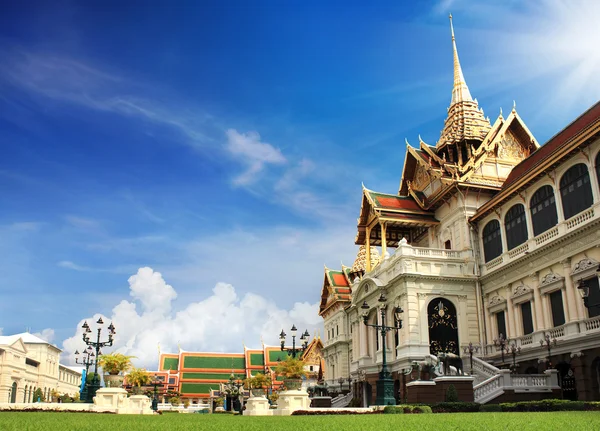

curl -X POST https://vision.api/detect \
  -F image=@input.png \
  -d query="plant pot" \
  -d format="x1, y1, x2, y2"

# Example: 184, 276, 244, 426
104, 374, 125, 388
283, 378, 303, 390
251, 388, 266, 397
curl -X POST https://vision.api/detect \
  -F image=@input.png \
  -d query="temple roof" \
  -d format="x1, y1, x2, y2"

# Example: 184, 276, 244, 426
319, 266, 353, 315
437, 15, 491, 149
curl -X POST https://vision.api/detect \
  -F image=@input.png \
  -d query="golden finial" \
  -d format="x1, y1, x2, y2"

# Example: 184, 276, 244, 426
449, 14, 455, 41
500, 107, 503, 118
512, 100, 516, 112
449, 14, 472, 106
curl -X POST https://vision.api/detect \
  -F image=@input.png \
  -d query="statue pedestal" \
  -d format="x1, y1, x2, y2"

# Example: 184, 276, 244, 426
92, 388, 153, 414
273, 389, 311, 416
310, 396, 332, 407
406, 380, 437, 404
93, 388, 130, 414
244, 395, 272, 416
433, 376, 475, 402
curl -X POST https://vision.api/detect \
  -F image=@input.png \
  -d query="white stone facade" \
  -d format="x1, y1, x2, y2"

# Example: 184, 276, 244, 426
0, 333, 82, 403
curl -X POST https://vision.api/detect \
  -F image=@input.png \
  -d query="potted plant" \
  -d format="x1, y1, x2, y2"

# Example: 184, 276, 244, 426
275, 357, 307, 390
98, 352, 135, 388
126, 367, 151, 394
244, 372, 271, 397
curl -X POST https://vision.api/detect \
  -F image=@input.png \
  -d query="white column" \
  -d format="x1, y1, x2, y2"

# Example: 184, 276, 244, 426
531, 272, 544, 330
542, 294, 553, 328
360, 320, 368, 358
562, 259, 578, 322
506, 286, 516, 338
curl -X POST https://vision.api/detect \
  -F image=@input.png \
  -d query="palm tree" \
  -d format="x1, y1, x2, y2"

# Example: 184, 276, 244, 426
126, 368, 152, 394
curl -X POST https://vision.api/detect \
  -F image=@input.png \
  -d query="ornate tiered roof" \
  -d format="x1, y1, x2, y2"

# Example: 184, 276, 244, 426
351, 245, 380, 274
437, 15, 491, 149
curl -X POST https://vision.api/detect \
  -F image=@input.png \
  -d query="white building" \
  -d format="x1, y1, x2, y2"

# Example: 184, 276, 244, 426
319, 18, 600, 404
0, 333, 82, 403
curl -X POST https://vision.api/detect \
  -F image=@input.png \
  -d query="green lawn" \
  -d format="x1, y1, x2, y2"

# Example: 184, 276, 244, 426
1, 411, 599, 431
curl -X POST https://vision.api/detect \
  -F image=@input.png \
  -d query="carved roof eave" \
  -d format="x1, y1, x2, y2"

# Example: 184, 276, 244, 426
419, 140, 445, 166
398, 145, 420, 195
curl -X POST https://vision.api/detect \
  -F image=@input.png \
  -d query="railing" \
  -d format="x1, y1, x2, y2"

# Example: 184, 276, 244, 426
508, 243, 529, 259
471, 356, 500, 379
474, 375, 503, 404
548, 326, 565, 339
519, 334, 533, 346
512, 375, 548, 387
331, 392, 353, 408
535, 226, 559, 246
566, 207, 595, 230
584, 315, 600, 331
485, 256, 504, 270
414, 247, 462, 258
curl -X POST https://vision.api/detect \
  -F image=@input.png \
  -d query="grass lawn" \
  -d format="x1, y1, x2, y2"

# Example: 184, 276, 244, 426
1, 411, 599, 431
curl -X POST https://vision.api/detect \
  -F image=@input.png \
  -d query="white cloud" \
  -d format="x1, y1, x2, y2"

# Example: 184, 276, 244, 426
33, 328, 55, 343
225, 129, 287, 186
61, 267, 323, 369
65, 215, 101, 231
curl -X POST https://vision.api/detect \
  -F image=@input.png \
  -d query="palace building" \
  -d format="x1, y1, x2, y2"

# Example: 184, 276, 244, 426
319, 17, 600, 404
152, 337, 324, 403
0, 332, 82, 403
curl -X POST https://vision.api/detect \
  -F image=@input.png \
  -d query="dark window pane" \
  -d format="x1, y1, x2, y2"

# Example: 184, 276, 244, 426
560, 163, 593, 220
483, 220, 503, 262
505, 204, 528, 250
587, 277, 600, 318
550, 290, 566, 327
496, 311, 507, 338
521, 301, 534, 335
530, 185, 558, 236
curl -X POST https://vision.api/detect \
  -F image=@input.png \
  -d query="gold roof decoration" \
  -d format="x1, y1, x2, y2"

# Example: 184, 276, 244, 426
351, 245, 380, 273
437, 15, 491, 149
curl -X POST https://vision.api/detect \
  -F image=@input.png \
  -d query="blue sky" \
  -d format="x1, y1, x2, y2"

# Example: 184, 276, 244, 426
1, 0, 600, 366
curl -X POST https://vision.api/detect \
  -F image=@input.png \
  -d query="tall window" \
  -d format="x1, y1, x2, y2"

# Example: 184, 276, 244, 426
521, 301, 534, 335
530, 185, 558, 236
483, 220, 503, 262
496, 311, 507, 338
549, 290, 566, 327
505, 204, 528, 250
560, 163, 593, 220
596, 151, 600, 186
587, 277, 600, 318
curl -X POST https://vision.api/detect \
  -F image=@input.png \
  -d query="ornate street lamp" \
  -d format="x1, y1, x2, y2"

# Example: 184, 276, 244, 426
361, 292, 403, 406
338, 377, 345, 392
507, 342, 521, 373
462, 342, 480, 375
539, 332, 557, 368
577, 273, 600, 309
81, 318, 116, 403
150, 375, 162, 411
75, 345, 99, 401
494, 333, 509, 365
279, 325, 310, 358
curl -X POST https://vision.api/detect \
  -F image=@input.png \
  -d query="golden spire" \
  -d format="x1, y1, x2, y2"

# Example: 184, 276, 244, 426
436, 14, 491, 149
449, 14, 472, 106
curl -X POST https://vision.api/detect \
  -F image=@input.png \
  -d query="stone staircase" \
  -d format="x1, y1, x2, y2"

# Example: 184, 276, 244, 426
331, 392, 353, 408
466, 357, 560, 404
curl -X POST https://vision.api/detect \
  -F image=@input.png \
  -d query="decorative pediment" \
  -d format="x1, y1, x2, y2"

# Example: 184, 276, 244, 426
497, 130, 527, 160
571, 257, 599, 276
488, 295, 506, 306
512, 283, 531, 298
540, 272, 564, 286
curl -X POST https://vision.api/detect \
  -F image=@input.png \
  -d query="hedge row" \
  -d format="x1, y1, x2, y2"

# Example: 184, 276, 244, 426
382, 400, 600, 414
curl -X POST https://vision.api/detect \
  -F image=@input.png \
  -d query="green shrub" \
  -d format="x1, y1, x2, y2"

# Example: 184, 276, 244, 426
584, 401, 600, 411
431, 402, 480, 413
500, 399, 585, 412
445, 384, 459, 402
383, 406, 404, 414
480, 404, 502, 412
384, 404, 431, 414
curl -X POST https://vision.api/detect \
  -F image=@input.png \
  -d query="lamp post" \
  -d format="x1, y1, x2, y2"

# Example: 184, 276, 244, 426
75, 345, 99, 402
81, 318, 116, 403
539, 332, 557, 368
149, 375, 162, 411
361, 292, 403, 406
347, 376, 352, 395
494, 333, 509, 365
462, 342, 480, 375
507, 342, 521, 373
338, 377, 345, 393
279, 325, 310, 358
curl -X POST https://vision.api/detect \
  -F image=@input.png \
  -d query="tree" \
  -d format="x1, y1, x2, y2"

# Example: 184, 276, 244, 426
127, 368, 152, 389
275, 357, 307, 379
98, 353, 135, 375
445, 384, 459, 402
33, 388, 45, 402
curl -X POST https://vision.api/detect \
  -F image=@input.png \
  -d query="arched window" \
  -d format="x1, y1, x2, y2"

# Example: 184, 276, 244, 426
530, 185, 558, 236
505, 204, 528, 250
596, 151, 600, 186
482, 220, 502, 262
560, 163, 593, 220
